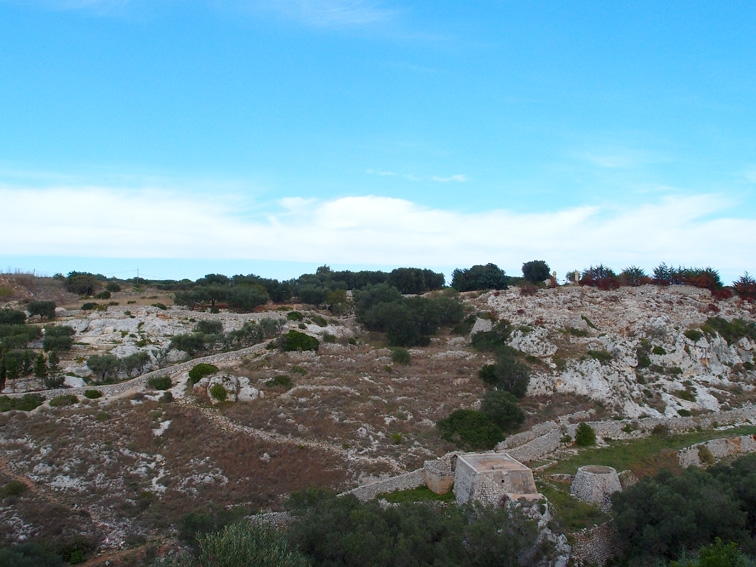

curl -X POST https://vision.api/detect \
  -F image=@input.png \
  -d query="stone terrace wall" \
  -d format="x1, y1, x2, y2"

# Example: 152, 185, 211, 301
343, 469, 426, 502
7, 342, 271, 401
570, 522, 618, 567
679, 434, 756, 468
499, 404, 756, 463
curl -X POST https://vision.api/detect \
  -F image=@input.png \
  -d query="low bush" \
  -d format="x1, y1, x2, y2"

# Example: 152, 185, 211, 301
0, 393, 45, 412
151, 302, 167, 310
84, 389, 102, 399
188, 363, 219, 384
684, 329, 704, 342
391, 347, 411, 365
1, 480, 28, 497
436, 409, 503, 450
281, 330, 319, 352
480, 390, 525, 432
147, 376, 172, 390
575, 422, 596, 446
266, 375, 293, 389
209, 383, 228, 401
311, 315, 328, 327
49, 394, 78, 407
287, 311, 304, 321
94, 290, 111, 300
587, 349, 612, 364
323, 333, 336, 343
80, 302, 98, 311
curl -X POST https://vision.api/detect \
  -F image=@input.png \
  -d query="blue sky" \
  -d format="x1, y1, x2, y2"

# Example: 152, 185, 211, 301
1, 1, 755, 283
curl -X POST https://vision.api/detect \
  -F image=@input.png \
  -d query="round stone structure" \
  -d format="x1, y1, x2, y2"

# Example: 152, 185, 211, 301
570, 465, 622, 511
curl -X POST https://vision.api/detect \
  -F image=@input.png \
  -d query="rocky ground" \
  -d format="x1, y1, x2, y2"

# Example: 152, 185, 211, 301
1, 279, 755, 558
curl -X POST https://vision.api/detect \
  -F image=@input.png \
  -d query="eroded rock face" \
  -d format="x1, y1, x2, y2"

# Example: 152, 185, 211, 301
482, 285, 756, 417
193, 373, 261, 404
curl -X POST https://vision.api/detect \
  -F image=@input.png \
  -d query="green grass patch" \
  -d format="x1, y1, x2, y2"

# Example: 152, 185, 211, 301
378, 485, 456, 504
537, 482, 609, 532
547, 425, 756, 476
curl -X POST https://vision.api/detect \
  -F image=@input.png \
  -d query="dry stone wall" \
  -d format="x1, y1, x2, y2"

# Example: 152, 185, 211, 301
679, 434, 756, 467
343, 469, 426, 502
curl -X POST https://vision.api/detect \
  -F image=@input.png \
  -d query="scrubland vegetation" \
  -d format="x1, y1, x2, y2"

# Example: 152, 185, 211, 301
1, 258, 756, 566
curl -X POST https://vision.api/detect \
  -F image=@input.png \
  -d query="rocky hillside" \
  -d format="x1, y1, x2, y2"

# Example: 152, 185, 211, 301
1, 282, 754, 558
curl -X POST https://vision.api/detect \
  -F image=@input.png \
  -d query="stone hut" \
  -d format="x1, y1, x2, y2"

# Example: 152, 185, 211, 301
453, 452, 540, 506
570, 465, 622, 511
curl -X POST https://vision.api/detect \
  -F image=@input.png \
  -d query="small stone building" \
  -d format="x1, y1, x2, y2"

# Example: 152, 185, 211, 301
570, 465, 622, 511
453, 452, 541, 505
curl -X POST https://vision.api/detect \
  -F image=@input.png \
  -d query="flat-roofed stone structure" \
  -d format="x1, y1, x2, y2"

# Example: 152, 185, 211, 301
453, 452, 540, 505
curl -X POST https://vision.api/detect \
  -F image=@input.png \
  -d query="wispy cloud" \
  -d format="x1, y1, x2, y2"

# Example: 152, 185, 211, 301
1, 186, 752, 280
366, 169, 467, 183
218, 0, 398, 28
9, 0, 134, 14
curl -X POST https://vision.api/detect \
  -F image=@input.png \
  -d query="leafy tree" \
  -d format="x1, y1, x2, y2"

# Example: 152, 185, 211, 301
43, 325, 75, 352
33, 351, 47, 378
286, 490, 543, 567
0, 543, 64, 567
734, 273, 756, 302
671, 538, 749, 567
45, 350, 64, 388
87, 354, 120, 382
451, 263, 509, 292
478, 350, 530, 399
620, 266, 650, 287
387, 267, 445, 294
436, 409, 504, 450
195, 320, 223, 335
612, 468, 749, 563
575, 422, 596, 446
521, 260, 551, 284
27, 300, 56, 320
121, 351, 151, 377
480, 390, 525, 432
106, 281, 122, 293
579, 264, 620, 290
169, 333, 208, 356
196, 273, 230, 286
66, 272, 102, 296
0, 309, 26, 326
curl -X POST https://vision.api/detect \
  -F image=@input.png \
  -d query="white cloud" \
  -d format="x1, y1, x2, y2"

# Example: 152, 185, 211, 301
367, 170, 467, 183
218, 0, 397, 28
2, 186, 754, 280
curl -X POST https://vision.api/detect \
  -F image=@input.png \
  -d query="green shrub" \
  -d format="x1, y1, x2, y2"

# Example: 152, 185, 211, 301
84, 389, 102, 399
106, 282, 121, 293
209, 383, 228, 402
566, 327, 589, 337
281, 330, 319, 352
188, 363, 219, 384
266, 375, 293, 389
436, 409, 503, 450
0, 309, 26, 325
575, 422, 596, 446
1, 480, 28, 497
391, 347, 411, 365
451, 263, 509, 291
27, 300, 57, 320
80, 302, 98, 311
522, 260, 551, 284
291, 366, 307, 375
652, 345, 667, 355
684, 329, 704, 342
161, 391, 174, 403
0, 394, 45, 412
49, 394, 78, 407
323, 333, 336, 343
674, 389, 696, 402
480, 390, 525, 432
287, 311, 304, 321
587, 349, 612, 364
151, 302, 167, 310
677, 409, 692, 417
195, 320, 223, 335
311, 315, 328, 327
94, 290, 111, 300
147, 376, 172, 390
